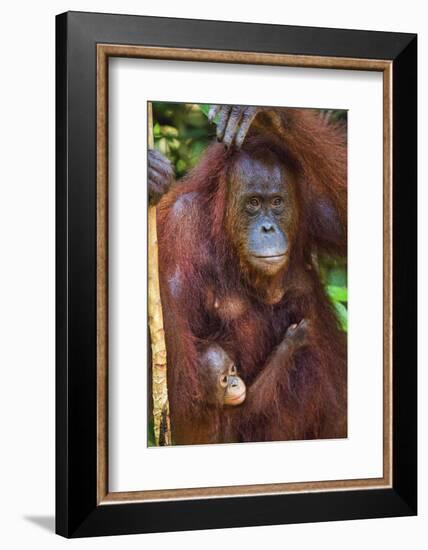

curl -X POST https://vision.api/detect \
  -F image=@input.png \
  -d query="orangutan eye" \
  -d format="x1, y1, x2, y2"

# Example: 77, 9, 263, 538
220, 375, 228, 388
272, 197, 283, 207
247, 197, 261, 212
230, 364, 237, 375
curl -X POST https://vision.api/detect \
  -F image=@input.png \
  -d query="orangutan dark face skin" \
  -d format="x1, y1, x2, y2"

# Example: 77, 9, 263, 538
200, 345, 246, 407
227, 151, 298, 277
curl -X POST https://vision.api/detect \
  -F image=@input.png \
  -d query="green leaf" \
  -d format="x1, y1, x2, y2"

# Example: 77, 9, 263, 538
157, 137, 170, 156
198, 104, 220, 125
153, 122, 161, 138
159, 125, 179, 137
148, 420, 156, 447
333, 301, 348, 332
168, 137, 180, 151
199, 104, 211, 117
326, 285, 348, 303
327, 267, 347, 287
190, 140, 207, 158
176, 159, 187, 173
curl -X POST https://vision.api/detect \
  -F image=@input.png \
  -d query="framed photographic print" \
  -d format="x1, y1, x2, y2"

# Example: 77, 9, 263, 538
56, 11, 417, 538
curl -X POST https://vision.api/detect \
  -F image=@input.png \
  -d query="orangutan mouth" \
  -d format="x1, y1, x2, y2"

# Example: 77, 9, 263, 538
253, 254, 287, 264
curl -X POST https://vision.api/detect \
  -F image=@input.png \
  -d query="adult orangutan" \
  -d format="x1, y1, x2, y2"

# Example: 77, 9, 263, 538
148, 105, 347, 444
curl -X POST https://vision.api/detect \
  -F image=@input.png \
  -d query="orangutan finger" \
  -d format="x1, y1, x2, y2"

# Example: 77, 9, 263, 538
216, 105, 232, 141
223, 105, 244, 148
235, 106, 259, 148
149, 150, 174, 176
208, 104, 221, 122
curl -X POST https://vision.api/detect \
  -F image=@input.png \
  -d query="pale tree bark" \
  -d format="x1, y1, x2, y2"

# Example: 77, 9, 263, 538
148, 103, 172, 445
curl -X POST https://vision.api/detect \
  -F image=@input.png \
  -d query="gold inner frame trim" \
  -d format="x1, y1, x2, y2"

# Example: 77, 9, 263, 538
96, 44, 393, 505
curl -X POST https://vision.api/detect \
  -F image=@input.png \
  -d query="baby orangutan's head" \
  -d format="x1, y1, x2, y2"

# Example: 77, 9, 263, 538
200, 344, 246, 407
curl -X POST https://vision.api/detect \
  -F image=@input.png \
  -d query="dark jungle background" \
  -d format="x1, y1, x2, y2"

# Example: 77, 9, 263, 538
149, 102, 347, 445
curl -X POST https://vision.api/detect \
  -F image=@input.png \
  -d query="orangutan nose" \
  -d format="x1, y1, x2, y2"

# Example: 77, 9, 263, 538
261, 222, 275, 233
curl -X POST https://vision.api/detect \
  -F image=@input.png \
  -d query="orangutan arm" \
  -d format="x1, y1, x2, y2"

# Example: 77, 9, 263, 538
244, 319, 311, 416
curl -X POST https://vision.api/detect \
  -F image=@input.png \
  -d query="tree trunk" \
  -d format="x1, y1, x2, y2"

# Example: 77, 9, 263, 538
147, 103, 172, 446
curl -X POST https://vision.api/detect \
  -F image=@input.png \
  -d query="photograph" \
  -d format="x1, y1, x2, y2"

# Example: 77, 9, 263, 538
147, 102, 348, 446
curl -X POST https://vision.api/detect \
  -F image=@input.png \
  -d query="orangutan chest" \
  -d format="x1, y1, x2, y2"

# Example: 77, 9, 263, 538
206, 289, 249, 321
205, 290, 287, 378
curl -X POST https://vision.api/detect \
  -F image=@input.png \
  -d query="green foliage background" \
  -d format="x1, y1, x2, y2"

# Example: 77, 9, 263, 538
152, 102, 348, 331
153, 102, 215, 178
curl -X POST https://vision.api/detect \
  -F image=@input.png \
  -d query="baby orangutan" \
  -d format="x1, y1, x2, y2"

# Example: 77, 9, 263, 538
172, 344, 245, 445
200, 344, 246, 407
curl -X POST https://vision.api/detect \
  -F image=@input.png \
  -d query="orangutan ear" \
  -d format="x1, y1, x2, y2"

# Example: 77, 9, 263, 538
308, 196, 346, 256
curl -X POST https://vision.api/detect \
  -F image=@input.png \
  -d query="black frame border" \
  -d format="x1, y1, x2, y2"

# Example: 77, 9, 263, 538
56, 11, 417, 538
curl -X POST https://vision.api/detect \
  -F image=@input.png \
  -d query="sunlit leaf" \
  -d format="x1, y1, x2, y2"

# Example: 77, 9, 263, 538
333, 302, 348, 332
160, 125, 179, 137
327, 285, 348, 303
157, 137, 170, 156
168, 137, 180, 151
199, 104, 211, 117
153, 122, 161, 138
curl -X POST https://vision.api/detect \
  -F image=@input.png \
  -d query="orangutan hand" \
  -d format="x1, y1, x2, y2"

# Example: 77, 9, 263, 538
148, 148, 174, 206
282, 319, 312, 351
208, 105, 261, 148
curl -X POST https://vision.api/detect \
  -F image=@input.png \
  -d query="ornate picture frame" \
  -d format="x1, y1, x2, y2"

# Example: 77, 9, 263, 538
56, 11, 417, 537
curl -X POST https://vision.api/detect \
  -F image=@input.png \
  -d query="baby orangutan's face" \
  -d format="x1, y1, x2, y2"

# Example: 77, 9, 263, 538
200, 344, 246, 407
219, 361, 246, 406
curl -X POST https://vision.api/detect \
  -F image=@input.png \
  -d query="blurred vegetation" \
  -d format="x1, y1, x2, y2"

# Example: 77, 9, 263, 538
319, 256, 348, 332
153, 102, 215, 178
151, 102, 347, 332
148, 420, 155, 447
